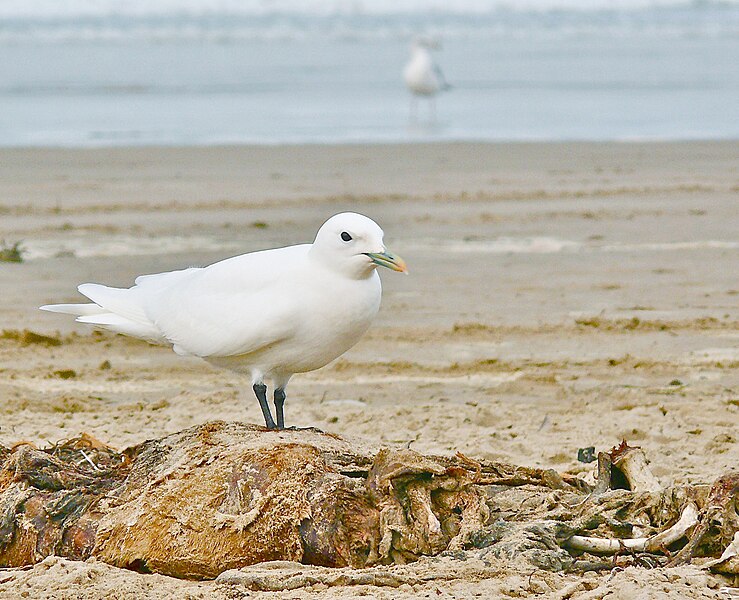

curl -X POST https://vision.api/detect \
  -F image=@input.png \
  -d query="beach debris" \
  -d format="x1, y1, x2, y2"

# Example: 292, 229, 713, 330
609, 440, 662, 493
0, 240, 24, 263
0, 423, 736, 582
50, 369, 77, 380
705, 532, 739, 575
0, 329, 62, 347
668, 471, 739, 568
577, 446, 596, 463
566, 502, 700, 554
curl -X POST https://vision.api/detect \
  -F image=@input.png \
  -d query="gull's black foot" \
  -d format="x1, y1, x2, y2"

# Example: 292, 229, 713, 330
285, 426, 326, 434
274, 388, 286, 430
253, 383, 277, 430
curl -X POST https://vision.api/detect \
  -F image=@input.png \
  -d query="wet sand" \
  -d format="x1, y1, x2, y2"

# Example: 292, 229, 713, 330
0, 142, 737, 598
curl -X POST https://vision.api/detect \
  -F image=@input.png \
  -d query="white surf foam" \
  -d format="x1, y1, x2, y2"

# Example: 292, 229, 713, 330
19, 236, 242, 261
1, 1, 736, 43
401, 238, 739, 255
2, 1, 730, 19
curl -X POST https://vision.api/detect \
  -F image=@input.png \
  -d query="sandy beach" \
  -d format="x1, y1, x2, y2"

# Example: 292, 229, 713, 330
0, 141, 737, 598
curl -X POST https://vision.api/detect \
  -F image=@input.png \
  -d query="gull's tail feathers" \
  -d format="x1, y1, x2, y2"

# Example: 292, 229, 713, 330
76, 313, 164, 342
77, 283, 152, 325
41, 283, 166, 345
39, 303, 106, 316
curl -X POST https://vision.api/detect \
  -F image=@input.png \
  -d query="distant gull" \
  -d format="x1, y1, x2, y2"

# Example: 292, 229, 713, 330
41, 213, 407, 430
403, 37, 451, 121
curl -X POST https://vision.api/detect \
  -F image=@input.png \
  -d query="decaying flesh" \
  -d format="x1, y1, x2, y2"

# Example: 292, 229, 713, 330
0, 422, 737, 580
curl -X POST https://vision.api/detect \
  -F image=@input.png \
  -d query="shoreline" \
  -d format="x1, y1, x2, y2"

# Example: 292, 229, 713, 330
3, 136, 738, 149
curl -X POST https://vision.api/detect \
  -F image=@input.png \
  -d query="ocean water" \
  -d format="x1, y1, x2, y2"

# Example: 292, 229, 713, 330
0, 1, 737, 146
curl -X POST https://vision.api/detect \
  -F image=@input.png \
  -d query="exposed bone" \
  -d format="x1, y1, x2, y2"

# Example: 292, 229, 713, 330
610, 442, 662, 493
592, 452, 612, 495
566, 502, 699, 555
668, 471, 739, 567
704, 531, 739, 575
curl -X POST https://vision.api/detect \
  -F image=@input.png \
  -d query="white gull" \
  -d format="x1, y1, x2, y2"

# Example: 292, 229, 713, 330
40, 212, 407, 430
403, 38, 451, 120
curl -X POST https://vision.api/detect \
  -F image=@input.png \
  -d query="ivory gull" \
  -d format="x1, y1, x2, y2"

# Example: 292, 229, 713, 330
40, 212, 407, 430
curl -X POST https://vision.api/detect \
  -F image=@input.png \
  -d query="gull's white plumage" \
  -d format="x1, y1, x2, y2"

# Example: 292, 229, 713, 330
403, 40, 451, 122
40, 212, 407, 429
403, 40, 450, 98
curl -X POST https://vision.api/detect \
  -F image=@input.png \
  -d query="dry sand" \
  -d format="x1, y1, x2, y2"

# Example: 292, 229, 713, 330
0, 141, 737, 598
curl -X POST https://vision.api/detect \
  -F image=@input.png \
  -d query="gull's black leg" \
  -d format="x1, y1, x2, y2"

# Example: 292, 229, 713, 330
253, 383, 276, 429
274, 388, 286, 430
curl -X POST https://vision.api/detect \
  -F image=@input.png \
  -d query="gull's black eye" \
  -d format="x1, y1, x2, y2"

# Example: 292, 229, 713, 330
340, 231, 352, 242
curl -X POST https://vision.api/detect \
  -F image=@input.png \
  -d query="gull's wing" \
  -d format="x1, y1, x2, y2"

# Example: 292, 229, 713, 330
433, 63, 452, 90
45, 244, 312, 359
144, 245, 310, 358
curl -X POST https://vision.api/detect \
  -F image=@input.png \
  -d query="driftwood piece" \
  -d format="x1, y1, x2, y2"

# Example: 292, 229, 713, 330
0, 424, 737, 581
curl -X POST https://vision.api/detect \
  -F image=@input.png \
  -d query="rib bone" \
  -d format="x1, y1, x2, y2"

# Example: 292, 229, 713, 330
566, 502, 699, 555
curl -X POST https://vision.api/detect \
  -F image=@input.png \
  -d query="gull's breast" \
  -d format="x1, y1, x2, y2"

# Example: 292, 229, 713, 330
226, 271, 382, 377
287, 273, 382, 373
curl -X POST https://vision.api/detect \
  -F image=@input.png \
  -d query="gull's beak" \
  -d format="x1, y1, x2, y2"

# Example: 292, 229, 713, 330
364, 249, 408, 273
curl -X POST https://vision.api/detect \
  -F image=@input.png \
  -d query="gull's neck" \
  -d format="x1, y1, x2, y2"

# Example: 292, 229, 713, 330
308, 245, 377, 281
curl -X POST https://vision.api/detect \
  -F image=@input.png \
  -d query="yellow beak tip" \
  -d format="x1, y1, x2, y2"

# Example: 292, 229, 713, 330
366, 250, 408, 274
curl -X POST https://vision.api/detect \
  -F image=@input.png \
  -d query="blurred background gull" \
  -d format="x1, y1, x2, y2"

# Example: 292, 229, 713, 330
0, 0, 737, 146
403, 36, 451, 123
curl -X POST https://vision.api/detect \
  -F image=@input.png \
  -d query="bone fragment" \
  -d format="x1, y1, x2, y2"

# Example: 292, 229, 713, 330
610, 443, 661, 493
566, 502, 699, 555
704, 531, 739, 575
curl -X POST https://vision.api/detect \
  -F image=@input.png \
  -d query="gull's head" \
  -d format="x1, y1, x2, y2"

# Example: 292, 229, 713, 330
412, 36, 441, 52
311, 212, 408, 279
